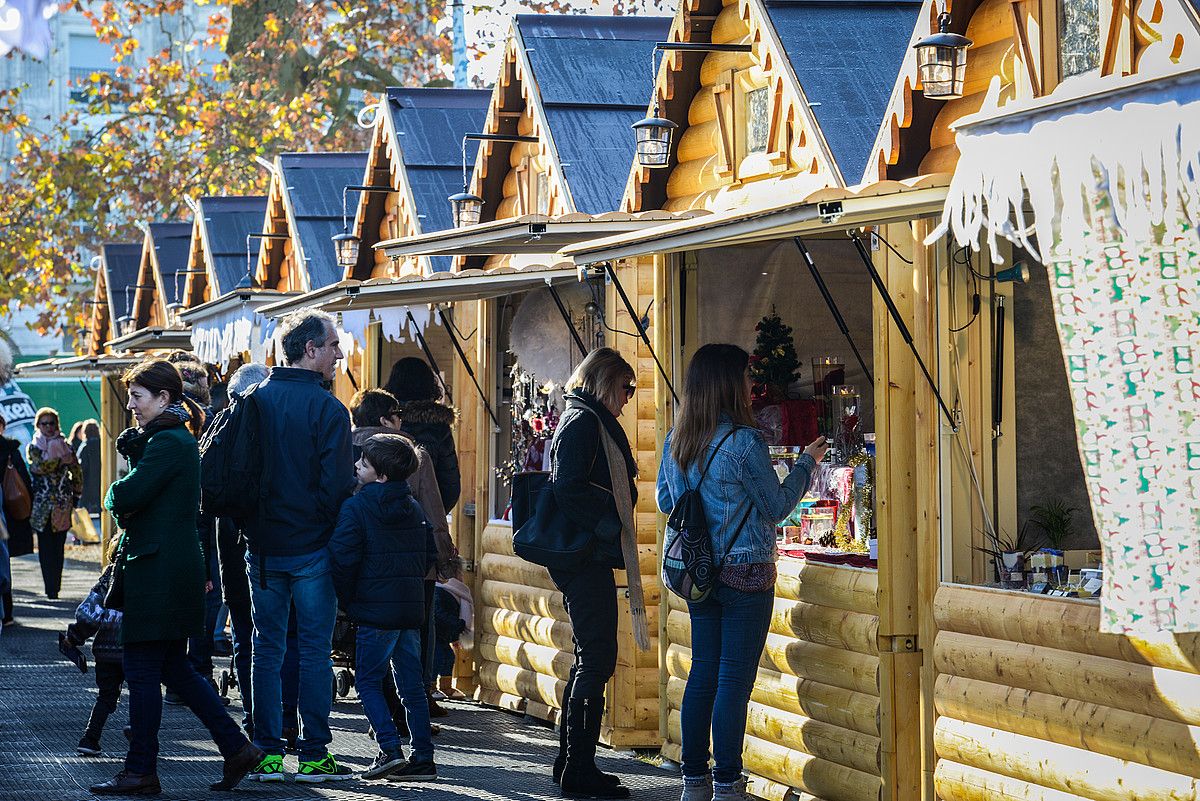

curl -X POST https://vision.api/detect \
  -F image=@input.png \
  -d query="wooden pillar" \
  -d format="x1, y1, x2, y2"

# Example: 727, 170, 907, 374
362, 322, 381, 390
654, 252, 675, 744
454, 299, 481, 695
874, 223, 923, 801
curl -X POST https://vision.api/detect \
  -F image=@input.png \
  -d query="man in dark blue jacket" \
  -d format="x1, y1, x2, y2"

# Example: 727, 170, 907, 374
243, 309, 356, 784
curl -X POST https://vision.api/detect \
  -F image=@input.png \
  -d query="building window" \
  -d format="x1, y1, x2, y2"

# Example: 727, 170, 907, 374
746, 86, 769, 154
1059, 0, 1100, 78
69, 34, 118, 103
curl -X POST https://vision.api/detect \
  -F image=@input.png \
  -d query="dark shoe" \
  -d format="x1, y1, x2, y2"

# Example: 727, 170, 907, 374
430, 723, 441, 736
559, 695, 628, 799
391, 759, 436, 781
554, 749, 621, 788
77, 735, 102, 756
210, 741, 265, 791
428, 698, 449, 718
90, 771, 162, 795
2, 617, 15, 627
123, 725, 132, 742
163, 690, 184, 706
362, 750, 406, 780
560, 766, 630, 799
282, 726, 299, 753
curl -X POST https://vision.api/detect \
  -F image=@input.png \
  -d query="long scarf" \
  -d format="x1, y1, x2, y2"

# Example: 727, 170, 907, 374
32, 431, 73, 462
596, 421, 651, 652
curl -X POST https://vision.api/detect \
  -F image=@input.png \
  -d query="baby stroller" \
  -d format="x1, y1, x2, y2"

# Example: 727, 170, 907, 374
331, 609, 356, 699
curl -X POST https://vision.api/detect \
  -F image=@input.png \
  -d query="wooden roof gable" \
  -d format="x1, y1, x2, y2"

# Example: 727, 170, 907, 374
624, 0, 919, 213
131, 222, 192, 331
182, 195, 269, 307
94, 242, 142, 348
351, 87, 489, 281
85, 262, 109, 356
866, 0, 1200, 183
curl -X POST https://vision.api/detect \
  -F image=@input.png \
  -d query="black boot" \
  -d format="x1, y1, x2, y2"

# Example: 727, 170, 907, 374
554, 713, 620, 787
559, 696, 629, 799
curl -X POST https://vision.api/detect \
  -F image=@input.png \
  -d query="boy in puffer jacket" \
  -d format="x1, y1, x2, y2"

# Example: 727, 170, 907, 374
64, 562, 124, 756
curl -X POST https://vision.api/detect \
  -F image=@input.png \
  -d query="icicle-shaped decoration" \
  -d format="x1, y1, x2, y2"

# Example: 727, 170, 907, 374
930, 72, 1200, 634
190, 305, 275, 371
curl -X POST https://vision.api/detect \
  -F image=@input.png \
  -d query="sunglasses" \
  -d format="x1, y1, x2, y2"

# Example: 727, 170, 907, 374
624, 384, 637, 399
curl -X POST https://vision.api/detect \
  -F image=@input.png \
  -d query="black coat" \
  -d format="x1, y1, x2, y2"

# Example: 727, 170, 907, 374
243, 367, 356, 557
547, 390, 638, 569
76, 438, 101, 514
399, 400, 460, 513
0, 435, 34, 557
328, 481, 437, 631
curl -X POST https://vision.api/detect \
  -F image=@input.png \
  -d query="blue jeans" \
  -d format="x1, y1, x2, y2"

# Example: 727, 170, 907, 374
124, 639, 246, 775
356, 626, 434, 760
246, 549, 336, 761
681, 584, 773, 784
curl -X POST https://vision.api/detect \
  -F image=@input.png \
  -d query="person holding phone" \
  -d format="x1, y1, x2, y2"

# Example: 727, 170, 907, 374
657, 343, 827, 801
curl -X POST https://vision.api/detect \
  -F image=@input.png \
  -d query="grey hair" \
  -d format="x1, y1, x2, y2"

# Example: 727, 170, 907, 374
228, 363, 269, 396
278, 309, 335, 366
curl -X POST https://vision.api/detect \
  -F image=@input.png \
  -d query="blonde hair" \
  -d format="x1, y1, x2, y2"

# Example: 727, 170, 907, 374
564, 347, 635, 412
34, 407, 60, 428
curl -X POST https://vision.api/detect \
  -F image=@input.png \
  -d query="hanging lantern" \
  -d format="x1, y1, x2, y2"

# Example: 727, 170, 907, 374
332, 229, 361, 271
913, 11, 972, 100
166, 301, 186, 328
632, 114, 678, 169
117, 314, 135, 337
449, 190, 485, 228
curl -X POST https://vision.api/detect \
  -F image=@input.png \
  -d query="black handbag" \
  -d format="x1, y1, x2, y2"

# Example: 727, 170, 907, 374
102, 536, 127, 611
512, 471, 595, 570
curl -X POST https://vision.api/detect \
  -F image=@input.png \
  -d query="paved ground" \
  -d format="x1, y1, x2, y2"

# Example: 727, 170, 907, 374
0, 551, 681, 800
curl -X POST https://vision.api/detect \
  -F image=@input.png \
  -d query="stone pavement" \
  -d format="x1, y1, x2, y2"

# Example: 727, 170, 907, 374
0, 552, 681, 801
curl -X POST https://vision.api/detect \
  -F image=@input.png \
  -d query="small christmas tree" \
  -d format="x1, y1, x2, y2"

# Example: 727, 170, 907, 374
750, 307, 800, 403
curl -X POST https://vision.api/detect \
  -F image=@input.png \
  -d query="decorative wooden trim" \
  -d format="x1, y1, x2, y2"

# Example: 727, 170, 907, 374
1010, 0, 1043, 96
712, 69, 736, 179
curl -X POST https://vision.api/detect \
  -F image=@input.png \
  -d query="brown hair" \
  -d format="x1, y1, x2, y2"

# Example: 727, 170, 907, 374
122, 359, 204, 436
34, 407, 60, 429
564, 347, 635, 412
350, 388, 401, 429
361, 433, 419, 482
670, 344, 757, 470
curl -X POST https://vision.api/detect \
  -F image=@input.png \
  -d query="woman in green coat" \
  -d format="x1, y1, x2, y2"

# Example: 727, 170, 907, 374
90, 360, 263, 797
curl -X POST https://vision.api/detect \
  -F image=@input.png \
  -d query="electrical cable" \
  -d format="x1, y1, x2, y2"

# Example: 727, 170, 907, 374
948, 245, 981, 333
866, 228, 914, 264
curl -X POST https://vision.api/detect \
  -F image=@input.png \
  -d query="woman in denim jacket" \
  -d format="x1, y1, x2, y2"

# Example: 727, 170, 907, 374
657, 344, 827, 801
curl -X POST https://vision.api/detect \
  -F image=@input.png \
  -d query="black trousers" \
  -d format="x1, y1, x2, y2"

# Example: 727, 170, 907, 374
84, 660, 126, 738
38, 525, 66, 598
548, 563, 618, 700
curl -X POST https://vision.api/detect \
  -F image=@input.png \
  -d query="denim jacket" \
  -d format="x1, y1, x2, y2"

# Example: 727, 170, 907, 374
656, 421, 816, 566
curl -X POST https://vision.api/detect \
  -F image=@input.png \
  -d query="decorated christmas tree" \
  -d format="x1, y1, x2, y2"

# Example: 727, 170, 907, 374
749, 307, 800, 403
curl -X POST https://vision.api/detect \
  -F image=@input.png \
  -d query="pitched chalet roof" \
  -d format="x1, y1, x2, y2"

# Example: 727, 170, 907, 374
387, 87, 490, 267
198, 195, 269, 296
278, 152, 370, 290
101, 243, 143, 324
147, 222, 193, 306
516, 14, 671, 214
763, 0, 922, 183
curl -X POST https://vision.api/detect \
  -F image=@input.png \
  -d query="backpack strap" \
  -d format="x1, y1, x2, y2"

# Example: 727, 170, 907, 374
684, 426, 740, 492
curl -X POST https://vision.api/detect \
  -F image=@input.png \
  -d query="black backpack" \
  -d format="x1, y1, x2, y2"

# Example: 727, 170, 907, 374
198, 384, 266, 520
662, 428, 751, 603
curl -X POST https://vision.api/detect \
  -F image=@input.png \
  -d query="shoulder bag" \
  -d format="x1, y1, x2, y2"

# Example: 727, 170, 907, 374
3, 458, 31, 522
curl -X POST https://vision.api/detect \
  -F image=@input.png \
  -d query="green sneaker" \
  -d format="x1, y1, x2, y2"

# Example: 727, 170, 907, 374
250, 754, 286, 783
295, 753, 354, 783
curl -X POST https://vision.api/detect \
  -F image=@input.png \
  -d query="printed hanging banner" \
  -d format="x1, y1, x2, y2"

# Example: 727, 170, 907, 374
932, 71, 1200, 634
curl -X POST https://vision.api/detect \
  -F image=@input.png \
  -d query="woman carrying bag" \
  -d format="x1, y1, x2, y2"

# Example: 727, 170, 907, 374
26, 408, 82, 599
0, 416, 33, 624
517, 347, 649, 800
90, 360, 262, 796
657, 344, 827, 801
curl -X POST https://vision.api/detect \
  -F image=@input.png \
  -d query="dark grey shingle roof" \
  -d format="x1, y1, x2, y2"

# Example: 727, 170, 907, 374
386, 87, 491, 170
102, 243, 143, 322
517, 14, 671, 214
763, 0, 921, 182
198, 196, 268, 296
147, 222, 193, 305
278, 152, 369, 289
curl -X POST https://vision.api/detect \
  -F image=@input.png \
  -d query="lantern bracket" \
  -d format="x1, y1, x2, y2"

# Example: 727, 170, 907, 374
818, 201, 844, 224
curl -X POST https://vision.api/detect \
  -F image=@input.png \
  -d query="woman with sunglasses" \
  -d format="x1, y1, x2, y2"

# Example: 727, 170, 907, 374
544, 347, 643, 799
26, 408, 82, 599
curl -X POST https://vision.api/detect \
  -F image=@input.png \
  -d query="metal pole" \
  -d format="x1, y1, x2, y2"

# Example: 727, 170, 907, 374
992, 294, 1005, 438
436, 307, 501, 429
547, 284, 587, 357
604, 261, 677, 403
792, 237, 873, 384
406, 310, 452, 404
848, 230, 957, 431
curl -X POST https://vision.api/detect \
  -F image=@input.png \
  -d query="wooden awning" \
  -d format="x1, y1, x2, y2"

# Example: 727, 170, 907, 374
178, 288, 297, 324
259, 261, 581, 318
106, 327, 194, 353
562, 177, 951, 265
15, 354, 141, 378
374, 211, 705, 259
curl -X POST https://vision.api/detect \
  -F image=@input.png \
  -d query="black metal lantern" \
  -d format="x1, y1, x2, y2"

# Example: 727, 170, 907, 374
913, 11, 972, 100
449, 190, 485, 228
632, 114, 678, 169
332, 230, 361, 271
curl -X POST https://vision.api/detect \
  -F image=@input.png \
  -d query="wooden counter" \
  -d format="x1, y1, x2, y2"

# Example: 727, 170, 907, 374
661, 557, 883, 801
474, 520, 661, 748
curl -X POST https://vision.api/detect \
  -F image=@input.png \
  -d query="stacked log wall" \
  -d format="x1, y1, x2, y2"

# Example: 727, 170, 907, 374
662, 559, 883, 801
933, 584, 1200, 801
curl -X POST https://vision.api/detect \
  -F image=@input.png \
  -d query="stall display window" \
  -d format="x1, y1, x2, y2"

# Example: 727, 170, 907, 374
1058, 0, 1101, 78
687, 238, 877, 562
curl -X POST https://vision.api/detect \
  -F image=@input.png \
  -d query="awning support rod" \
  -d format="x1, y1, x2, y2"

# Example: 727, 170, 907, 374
79, 378, 113, 439
848, 230, 957, 432
436, 307, 501, 430
603, 262, 678, 403
406, 309, 453, 405
792, 237, 873, 384
547, 284, 587, 357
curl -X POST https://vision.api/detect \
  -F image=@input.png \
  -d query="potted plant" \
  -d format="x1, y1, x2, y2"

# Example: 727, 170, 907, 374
1030, 499, 1077, 550
975, 522, 1040, 588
